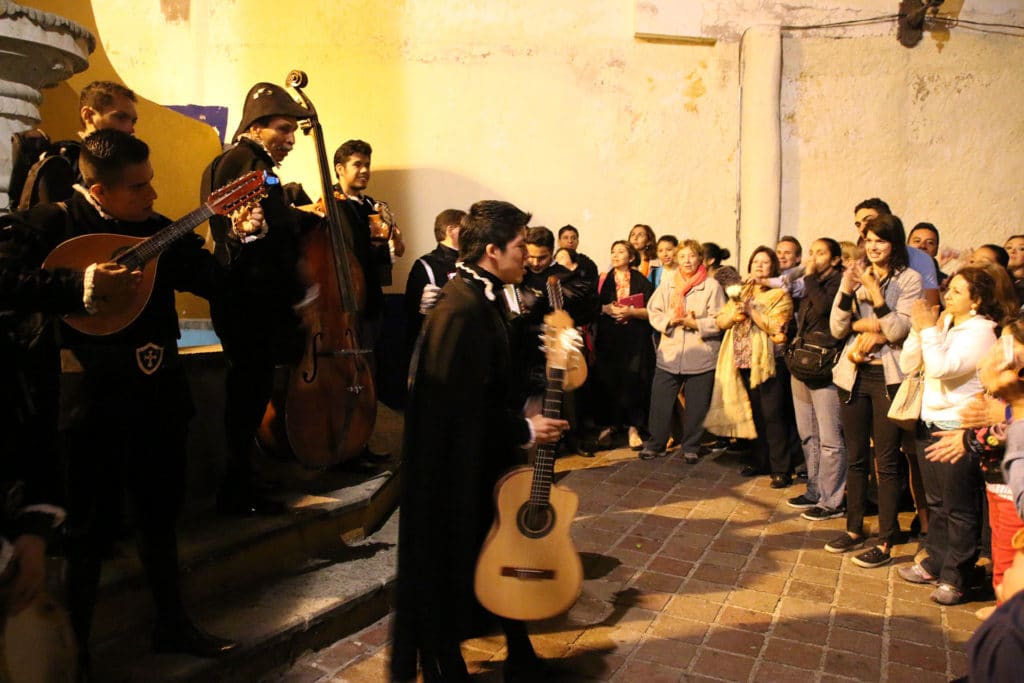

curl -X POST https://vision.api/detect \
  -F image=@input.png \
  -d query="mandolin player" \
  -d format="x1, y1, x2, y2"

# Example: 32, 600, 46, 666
0, 130, 241, 672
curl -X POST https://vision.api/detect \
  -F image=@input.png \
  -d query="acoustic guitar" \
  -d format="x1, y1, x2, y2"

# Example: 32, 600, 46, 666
474, 276, 585, 621
42, 170, 271, 336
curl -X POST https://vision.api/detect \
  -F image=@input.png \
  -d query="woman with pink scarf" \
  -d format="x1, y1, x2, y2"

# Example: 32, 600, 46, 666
639, 240, 726, 463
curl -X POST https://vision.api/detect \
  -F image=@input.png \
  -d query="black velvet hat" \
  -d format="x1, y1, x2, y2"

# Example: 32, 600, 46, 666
232, 82, 312, 141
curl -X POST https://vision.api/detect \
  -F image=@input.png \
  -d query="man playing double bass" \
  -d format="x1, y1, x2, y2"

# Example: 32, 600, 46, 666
204, 82, 316, 515
391, 200, 569, 683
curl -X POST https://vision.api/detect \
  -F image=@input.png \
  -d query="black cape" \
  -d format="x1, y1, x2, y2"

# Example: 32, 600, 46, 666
390, 264, 530, 679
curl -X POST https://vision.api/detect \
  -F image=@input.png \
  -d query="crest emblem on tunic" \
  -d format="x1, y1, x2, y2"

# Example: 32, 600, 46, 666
135, 343, 164, 375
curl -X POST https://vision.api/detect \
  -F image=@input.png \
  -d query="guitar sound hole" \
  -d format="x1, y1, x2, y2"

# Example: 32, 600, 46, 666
517, 503, 554, 539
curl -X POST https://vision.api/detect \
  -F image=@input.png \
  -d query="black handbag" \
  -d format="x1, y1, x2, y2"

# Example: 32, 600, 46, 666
785, 318, 840, 386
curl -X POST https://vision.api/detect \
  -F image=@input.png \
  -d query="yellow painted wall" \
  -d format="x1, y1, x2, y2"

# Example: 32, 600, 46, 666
31, 1, 1024, 288
56, 0, 741, 286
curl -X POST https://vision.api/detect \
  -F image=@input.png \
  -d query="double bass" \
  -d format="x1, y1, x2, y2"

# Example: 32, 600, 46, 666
257, 70, 376, 468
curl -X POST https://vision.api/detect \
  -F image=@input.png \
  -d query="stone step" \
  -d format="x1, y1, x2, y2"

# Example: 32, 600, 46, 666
90, 463, 400, 644
89, 508, 399, 683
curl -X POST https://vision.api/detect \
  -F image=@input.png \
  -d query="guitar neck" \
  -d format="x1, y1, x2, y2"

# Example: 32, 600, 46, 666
115, 204, 215, 271
529, 367, 564, 507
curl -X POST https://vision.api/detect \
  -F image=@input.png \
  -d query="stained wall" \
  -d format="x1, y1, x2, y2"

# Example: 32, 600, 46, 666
30, 0, 1024, 286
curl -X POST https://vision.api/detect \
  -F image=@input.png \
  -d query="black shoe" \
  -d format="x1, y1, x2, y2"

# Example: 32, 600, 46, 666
824, 532, 865, 554
787, 494, 817, 509
638, 449, 663, 460
216, 487, 287, 516
852, 545, 892, 569
740, 465, 766, 477
801, 506, 845, 521
770, 473, 792, 489
153, 620, 239, 658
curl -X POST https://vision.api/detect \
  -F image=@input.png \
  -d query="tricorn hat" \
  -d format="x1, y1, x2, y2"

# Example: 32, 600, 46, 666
232, 82, 312, 141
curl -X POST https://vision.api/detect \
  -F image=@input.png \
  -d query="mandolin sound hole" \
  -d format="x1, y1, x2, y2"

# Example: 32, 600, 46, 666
517, 502, 554, 539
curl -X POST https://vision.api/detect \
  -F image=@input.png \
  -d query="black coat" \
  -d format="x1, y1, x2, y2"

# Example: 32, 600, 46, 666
0, 191, 220, 418
0, 190, 220, 536
391, 264, 530, 679
403, 242, 458, 352
594, 269, 655, 426
511, 262, 599, 400
332, 187, 393, 322
206, 138, 313, 358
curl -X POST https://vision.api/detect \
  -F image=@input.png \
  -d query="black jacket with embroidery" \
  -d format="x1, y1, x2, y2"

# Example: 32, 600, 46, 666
0, 190, 221, 351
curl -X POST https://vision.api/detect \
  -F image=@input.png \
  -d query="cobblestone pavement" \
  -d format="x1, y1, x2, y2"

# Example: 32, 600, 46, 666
275, 446, 986, 682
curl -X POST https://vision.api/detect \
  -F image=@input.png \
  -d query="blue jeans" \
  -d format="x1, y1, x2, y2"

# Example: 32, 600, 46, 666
791, 377, 847, 510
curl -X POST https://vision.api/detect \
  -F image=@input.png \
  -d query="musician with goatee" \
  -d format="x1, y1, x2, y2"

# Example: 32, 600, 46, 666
204, 82, 316, 515
0, 129, 240, 675
391, 200, 569, 683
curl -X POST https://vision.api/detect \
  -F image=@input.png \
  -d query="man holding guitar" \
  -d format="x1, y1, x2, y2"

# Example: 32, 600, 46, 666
0, 130, 240, 674
391, 200, 568, 683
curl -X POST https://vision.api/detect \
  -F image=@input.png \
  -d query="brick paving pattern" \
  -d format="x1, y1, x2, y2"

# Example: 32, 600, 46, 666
275, 448, 985, 682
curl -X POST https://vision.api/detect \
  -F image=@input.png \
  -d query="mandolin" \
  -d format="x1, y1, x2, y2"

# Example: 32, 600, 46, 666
42, 170, 271, 336
474, 276, 584, 621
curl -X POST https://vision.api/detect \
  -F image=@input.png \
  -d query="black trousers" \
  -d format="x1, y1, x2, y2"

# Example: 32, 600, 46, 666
64, 370, 191, 650
740, 366, 800, 476
839, 365, 902, 544
213, 298, 302, 491
916, 425, 983, 591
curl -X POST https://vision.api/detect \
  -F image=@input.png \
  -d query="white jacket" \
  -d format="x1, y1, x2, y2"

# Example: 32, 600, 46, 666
899, 314, 997, 424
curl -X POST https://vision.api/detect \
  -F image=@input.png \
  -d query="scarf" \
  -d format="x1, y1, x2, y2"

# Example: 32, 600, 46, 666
614, 268, 631, 300
670, 265, 707, 319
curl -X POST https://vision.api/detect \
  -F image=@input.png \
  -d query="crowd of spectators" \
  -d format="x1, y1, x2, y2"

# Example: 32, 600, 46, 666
551, 199, 1024, 627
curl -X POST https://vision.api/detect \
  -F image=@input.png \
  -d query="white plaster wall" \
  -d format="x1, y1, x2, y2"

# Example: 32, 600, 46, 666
72, 0, 1024, 284
780, 32, 1024, 253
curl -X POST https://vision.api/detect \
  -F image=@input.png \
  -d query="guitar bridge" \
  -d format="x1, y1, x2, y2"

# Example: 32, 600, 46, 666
500, 567, 556, 580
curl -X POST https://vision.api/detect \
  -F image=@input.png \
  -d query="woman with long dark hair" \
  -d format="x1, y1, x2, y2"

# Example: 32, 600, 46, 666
628, 224, 658, 278
827, 214, 922, 568
786, 238, 848, 521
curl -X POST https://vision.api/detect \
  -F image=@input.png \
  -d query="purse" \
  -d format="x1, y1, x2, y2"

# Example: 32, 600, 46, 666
887, 369, 924, 429
785, 314, 840, 386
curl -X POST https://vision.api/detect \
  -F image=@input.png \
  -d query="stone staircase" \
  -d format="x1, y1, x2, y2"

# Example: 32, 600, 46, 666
86, 465, 401, 683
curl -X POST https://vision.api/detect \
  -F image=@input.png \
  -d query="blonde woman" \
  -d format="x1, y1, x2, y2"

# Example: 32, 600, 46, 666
640, 240, 725, 462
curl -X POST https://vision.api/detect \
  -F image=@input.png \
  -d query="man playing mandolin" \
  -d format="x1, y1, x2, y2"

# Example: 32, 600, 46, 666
0, 129, 242, 673
391, 200, 568, 683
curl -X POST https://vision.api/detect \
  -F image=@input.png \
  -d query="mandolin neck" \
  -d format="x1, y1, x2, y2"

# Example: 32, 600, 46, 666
115, 204, 215, 271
